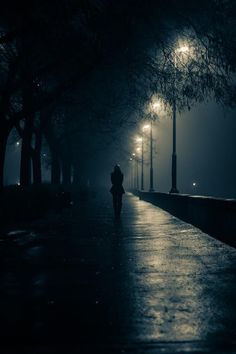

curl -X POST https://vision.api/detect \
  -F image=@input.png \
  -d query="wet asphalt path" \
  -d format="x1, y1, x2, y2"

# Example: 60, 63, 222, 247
0, 192, 236, 354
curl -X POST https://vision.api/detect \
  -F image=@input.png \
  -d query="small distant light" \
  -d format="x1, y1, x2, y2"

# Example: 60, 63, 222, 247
129, 158, 133, 161
16, 141, 20, 146
132, 153, 136, 156
143, 124, 150, 131
192, 182, 197, 187
136, 137, 142, 142
136, 147, 141, 152
43, 153, 46, 157
17, 182, 20, 186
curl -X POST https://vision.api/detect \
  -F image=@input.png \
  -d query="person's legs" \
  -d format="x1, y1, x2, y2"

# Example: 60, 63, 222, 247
112, 194, 118, 216
117, 194, 122, 216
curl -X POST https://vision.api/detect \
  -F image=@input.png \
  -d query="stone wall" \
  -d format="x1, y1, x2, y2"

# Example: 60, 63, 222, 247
138, 191, 236, 247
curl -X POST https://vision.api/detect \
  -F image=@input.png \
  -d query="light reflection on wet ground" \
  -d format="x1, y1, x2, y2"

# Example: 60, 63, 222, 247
0, 192, 236, 353
122, 195, 236, 352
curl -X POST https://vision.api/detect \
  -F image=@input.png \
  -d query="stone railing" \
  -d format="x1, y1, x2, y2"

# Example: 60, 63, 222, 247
137, 191, 236, 248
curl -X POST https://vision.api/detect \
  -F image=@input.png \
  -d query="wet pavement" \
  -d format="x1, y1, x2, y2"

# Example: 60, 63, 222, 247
0, 192, 236, 354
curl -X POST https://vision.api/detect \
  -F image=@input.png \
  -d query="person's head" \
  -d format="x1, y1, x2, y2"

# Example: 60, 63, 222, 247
114, 164, 121, 173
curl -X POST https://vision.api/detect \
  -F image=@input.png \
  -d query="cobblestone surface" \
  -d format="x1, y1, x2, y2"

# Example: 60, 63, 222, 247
0, 192, 236, 353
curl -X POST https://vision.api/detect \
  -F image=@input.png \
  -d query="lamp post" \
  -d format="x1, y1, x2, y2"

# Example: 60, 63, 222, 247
128, 158, 133, 189
170, 94, 178, 193
141, 135, 144, 190
148, 98, 161, 192
136, 156, 139, 189
132, 153, 137, 189
170, 44, 189, 194
142, 125, 150, 191
149, 120, 154, 192
136, 147, 142, 190
135, 137, 142, 190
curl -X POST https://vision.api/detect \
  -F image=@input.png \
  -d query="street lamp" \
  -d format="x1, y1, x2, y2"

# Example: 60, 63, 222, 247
149, 120, 154, 192
136, 147, 142, 189
135, 137, 143, 190
141, 125, 150, 191
132, 151, 141, 190
170, 43, 190, 194
128, 157, 133, 189
148, 98, 162, 192
142, 123, 154, 192
132, 153, 138, 189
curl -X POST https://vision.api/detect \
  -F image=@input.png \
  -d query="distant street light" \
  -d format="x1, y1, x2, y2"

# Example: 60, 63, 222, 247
141, 125, 150, 191
141, 135, 144, 191
141, 122, 154, 192
16, 141, 20, 146
132, 152, 140, 190
131, 153, 137, 189
129, 157, 135, 189
128, 157, 133, 189
148, 98, 162, 192
149, 120, 154, 192
170, 43, 190, 194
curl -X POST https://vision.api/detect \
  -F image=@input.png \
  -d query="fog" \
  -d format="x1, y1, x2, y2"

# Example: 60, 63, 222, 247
4, 101, 236, 199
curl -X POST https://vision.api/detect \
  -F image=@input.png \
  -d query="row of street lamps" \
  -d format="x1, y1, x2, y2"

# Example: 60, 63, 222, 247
129, 42, 191, 193
129, 122, 154, 192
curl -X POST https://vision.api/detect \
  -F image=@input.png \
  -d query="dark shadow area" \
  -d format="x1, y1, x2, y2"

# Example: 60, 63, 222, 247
0, 192, 133, 354
0, 184, 71, 224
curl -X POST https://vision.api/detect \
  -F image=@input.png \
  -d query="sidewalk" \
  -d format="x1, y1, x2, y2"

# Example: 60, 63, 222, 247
0, 192, 236, 353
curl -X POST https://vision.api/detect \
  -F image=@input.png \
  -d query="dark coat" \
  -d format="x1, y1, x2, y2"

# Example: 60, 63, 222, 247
110, 171, 125, 195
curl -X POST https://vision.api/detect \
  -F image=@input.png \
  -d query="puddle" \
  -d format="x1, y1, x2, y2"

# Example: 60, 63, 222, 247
7, 230, 37, 238
7, 230, 29, 237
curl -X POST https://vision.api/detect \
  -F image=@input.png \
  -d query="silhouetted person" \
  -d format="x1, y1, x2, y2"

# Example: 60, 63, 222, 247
110, 165, 125, 218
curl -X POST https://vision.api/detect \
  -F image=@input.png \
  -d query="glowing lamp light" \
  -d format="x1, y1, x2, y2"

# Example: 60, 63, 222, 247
16, 141, 20, 146
152, 101, 161, 111
132, 153, 136, 157
136, 147, 141, 152
176, 45, 189, 54
136, 137, 142, 143
192, 182, 197, 187
143, 124, 150, 131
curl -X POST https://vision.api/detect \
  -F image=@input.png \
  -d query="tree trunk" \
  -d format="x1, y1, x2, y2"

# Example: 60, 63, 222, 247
73, 164, 80, 185
51, 153, 61, 184
19, 36, 34, 187
62, 158, 71, 186
20, 115, 34, 186
32, 131, 42, 185
20, 140, 32, 186
43, 118, 62, 185
0, 130, 9, 190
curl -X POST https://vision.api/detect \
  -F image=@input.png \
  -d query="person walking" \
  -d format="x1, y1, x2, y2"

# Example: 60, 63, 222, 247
110, 165, 125, 218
